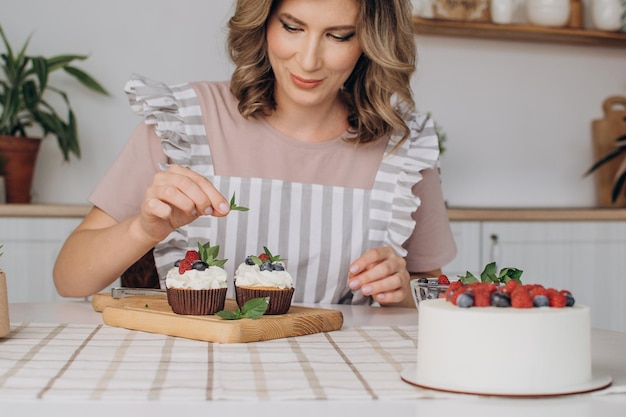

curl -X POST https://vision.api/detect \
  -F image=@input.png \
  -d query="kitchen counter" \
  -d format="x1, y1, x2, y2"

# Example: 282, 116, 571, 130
2, 300, 626, 417
3, 204, 626, 221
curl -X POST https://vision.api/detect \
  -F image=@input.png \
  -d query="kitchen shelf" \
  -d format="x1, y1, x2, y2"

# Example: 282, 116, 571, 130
412, 17, 626, 48
3, 204, 626, 221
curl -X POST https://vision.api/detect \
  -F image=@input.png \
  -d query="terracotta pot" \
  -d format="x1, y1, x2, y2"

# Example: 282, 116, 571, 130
0, 135, 41, 203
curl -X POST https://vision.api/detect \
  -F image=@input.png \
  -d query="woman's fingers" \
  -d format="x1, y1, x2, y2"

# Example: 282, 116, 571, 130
348, 247, 410, 304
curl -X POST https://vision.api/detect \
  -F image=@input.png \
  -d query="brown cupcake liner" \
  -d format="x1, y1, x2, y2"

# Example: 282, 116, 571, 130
166, 287, 227, 315
235, 286, 295, 315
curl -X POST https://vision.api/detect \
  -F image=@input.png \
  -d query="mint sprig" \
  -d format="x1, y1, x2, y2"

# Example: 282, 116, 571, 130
229, 193, 249, 211
457, 262, 523, 285
216, 297, 269, 320
197, 241, 228, 267
250, 246, 284, 266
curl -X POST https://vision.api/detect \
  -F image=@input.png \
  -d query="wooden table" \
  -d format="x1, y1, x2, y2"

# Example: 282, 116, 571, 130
2, 301, 625, 417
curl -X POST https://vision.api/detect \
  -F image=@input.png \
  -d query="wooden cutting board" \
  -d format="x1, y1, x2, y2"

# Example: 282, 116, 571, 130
591, 96, 626, 207
92, 293, 343, 343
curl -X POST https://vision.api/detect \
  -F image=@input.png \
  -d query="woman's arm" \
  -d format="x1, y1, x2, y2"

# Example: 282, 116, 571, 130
53, 165, 230, 298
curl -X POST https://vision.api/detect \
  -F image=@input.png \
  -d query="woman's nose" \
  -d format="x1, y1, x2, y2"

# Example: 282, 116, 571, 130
299, 37, 322, 72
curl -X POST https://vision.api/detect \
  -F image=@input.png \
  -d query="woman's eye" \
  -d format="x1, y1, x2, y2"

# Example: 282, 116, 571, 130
328, 33, 355, 42
281, 22, 301, 33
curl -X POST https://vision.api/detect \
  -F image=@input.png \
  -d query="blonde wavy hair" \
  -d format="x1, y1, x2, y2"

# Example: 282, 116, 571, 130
228, 0, 416, 145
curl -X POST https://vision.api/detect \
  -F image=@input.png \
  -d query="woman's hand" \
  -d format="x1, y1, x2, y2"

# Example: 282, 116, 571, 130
139, 164, 230, 241
348, 246, 412, 307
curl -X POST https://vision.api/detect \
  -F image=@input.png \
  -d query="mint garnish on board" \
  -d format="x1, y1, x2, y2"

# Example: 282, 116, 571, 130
457, 262, 523, 285
216, 297, 269, 320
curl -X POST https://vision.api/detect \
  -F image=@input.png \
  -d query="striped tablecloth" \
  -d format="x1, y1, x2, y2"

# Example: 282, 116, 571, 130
0, 323, 623, 401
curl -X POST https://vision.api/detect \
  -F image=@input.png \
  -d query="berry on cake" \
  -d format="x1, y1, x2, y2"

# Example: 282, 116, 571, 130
234, 246, 294, 315
165, 241, 228, 315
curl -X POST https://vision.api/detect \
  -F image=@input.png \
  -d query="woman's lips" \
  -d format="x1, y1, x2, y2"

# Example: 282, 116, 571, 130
290, 73, 324, 89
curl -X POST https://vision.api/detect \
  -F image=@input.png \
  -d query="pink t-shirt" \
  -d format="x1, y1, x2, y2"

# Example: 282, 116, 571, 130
90, 81, 456, 273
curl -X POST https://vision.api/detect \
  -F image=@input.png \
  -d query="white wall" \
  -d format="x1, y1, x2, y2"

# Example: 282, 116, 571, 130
2, 0, 625, 207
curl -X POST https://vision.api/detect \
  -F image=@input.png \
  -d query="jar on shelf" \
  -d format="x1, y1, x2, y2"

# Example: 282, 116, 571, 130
491, 0, 515, 23
526, 0, 571, 27
591, 0, 624, 31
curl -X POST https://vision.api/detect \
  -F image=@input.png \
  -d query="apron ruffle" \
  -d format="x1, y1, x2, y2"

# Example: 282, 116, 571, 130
124, 73, 192, 168
377, 114, 440, 257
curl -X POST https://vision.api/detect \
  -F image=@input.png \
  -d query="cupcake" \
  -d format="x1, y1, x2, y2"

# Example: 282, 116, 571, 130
165, 241, 228, 315
234, 246, 294, 315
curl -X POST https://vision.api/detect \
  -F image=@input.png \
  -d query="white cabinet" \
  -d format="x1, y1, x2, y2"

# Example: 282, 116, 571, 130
442, 222, 481, 279
447, 220, 626, 333
0, 218, 83, 302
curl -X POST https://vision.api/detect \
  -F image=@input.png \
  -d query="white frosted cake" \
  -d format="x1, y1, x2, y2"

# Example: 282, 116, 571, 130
415, 299, 592, 395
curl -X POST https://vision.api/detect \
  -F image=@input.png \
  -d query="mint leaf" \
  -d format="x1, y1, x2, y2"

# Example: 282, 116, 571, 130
241, 297, 269, 319
216, 310, 242, 320
215, 297, 269, 320
263, 246, 283, 263
197, 241, 228, 267
499, 267, 523, 283
458, 271, 478, 285
480, 262, 498, 283
230, 193, 249, 211
458, 263, 524, 285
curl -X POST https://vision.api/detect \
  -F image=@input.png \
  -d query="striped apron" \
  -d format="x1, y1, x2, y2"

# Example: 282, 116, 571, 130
126, 74, 439, 305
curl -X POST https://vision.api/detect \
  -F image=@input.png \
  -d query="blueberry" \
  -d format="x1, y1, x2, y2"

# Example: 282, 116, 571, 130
260, 262, 273, 272
456, 293, 474, 308
272, 263, 285, 271
245, 256, 255, 265
490, 292, 511, 307
427, 289, 439, 299
417, 277, 428, 284
192, 260, 209, 271
533, 294, 549, 307
564, 293, 575, 307
174, 259, 181, 267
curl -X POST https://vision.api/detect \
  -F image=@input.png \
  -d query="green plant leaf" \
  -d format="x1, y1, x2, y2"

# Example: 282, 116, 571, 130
458, 263, 523, 285
241, 297, 270, 319
63, 66, 109, 95
229, 192, 249, 211
196, 241, 228, 267
612, 169, 626, 202
458, 271, 478, 285
215, 297, 269, 320
215, 310, 241, 320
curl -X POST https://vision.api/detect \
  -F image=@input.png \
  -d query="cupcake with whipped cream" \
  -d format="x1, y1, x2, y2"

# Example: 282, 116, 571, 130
234, 247, 294, 315
166, 241, 228, 315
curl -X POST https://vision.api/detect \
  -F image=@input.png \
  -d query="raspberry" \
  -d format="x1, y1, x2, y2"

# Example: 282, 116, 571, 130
548, 291, 567, 308
445, 280, 464, 301
529, 286, 547, 299
258, 253, 271, 262
437, 274, 450, 285
510, 288, 533, 308
502, 280, 519, 294
450, 286, 468, 305
473, 291, 491, 307
178, 259, 193, 274
185, 250, 200, 263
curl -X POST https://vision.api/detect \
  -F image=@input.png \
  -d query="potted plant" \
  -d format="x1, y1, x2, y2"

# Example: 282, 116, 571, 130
0, 24, 109, 203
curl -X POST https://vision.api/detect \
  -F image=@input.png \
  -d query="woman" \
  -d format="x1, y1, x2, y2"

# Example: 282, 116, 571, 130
54, 0, 456, 308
